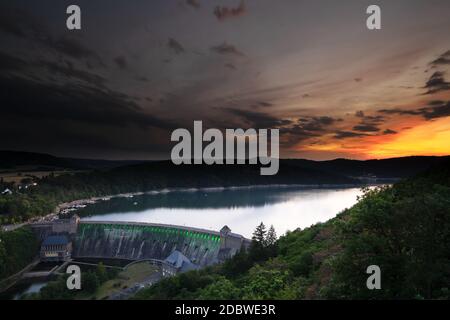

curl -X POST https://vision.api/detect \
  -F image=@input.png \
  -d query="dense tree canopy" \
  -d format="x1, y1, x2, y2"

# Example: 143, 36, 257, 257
0, 227, 39, 280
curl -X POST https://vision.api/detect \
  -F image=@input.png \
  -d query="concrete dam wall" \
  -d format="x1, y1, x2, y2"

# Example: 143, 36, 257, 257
31, 218, 249, 268
72, 221, 246, 267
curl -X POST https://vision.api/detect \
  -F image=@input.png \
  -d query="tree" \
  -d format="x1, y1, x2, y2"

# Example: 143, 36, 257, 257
221, 248, 252, 278
249, 223, 272, 263
242, 264, 291, 299
83, 271, 100, 293
198, 277, 241, 300
252, 222, 267, 244
266, 225, 277, 246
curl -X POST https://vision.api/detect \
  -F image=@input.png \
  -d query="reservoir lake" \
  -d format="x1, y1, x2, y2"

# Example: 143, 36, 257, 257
78, 186, 366, 238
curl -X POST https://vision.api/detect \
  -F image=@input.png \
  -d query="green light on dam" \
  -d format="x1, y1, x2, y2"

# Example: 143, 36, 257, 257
79, 223, 221, 242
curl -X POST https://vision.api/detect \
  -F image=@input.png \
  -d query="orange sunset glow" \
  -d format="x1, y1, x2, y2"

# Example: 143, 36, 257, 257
300, 116, 450, 159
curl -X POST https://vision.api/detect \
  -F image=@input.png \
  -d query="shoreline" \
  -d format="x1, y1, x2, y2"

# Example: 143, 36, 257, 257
60, 182, 365, 207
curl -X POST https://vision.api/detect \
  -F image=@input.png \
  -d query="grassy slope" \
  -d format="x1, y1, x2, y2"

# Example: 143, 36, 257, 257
134, 162, 450, 300
94, 262, 159, 300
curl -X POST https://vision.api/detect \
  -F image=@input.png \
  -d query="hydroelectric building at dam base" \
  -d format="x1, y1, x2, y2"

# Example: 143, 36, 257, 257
31, 216, 251, 274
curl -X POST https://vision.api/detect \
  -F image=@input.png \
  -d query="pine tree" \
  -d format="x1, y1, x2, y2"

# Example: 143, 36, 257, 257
252, 222, 267, 244
266, 225, 277, 246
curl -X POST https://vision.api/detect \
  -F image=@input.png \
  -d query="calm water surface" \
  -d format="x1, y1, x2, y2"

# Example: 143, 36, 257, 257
79, 186, 365, 237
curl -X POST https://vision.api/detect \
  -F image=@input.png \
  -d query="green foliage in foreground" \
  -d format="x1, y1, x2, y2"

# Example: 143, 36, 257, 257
0, 227, 39, 280
134, 164, 450, 300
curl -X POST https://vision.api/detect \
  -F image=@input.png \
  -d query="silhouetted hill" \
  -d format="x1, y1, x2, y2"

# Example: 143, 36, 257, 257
1, 150, 449, 179
107, 160, 356, 187
114, 156, 450, 184
0, 151, 72, 169
284, 156, 450, 178
0, 150, 146, 170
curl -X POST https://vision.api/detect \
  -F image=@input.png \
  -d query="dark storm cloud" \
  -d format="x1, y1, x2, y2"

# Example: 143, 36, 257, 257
0, 47, 176, 157
0, 11, 28, 37
283, 125, 317, 138
379, 101, 450, 120
281, 124, 319, 147
44, 35, 101, 62
0, 74, 174, 130
0, 49, 105, 89
383, 129, 397, 135
428, 100, 445, 106
210, 43, 245, 57
279, 115, 341, 147
1, 9, 97, 61
378, 108, 422, 116
214, 1, 246, 21
298, 116, 339, 132
355, 111, 386, 124
0, 51, 29, 72
352, 112, 385, 132
224, 63, 237, 70
355, 110, 365, 118
114, 56, 128, 69
0, 5, 46, 39
352, 124, 380, 132
300, 121, 324, 132
0, 5, 103, 68
363, 115, 386, 124
40, 59, 107, 88
334, 131, 369, 139
424, 71, 450, 94
271, 115, 340, 148
136, 76, 149, 82
430, 50, 450, 66
420, 101, 450, 120
250, 101, 274, 110
313, 116, 337, 126
257, 101, 273, 108
186, 0, 201, 9
223, 108, 291, 128
167, 38, 185, 54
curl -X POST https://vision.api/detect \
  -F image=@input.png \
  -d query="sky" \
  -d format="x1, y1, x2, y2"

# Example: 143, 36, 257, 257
0, 0, 450, 160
